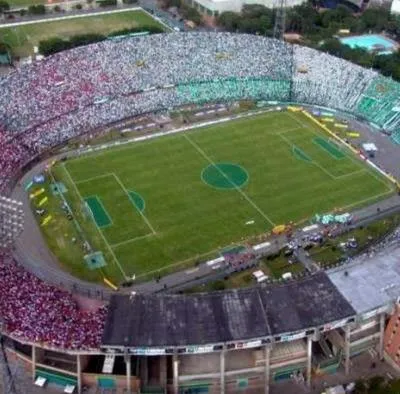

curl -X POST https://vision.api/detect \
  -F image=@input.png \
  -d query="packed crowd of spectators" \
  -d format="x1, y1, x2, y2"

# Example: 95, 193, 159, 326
0, 33, 293, 134
292, 46, 378, 113
0, 128, 30, 193
0, 255, 107, 350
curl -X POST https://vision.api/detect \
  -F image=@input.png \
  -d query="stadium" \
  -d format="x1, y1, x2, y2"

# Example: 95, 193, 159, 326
1, 32, 400, 393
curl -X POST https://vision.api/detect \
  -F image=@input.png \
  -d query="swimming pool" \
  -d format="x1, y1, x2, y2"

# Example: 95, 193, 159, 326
340, 34, 397, 55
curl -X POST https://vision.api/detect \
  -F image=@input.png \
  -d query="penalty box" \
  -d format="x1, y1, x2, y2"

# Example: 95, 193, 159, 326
75, 172, 154, 246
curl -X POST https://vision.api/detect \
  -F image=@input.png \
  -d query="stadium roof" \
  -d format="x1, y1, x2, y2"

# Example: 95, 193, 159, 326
102, 272, 355, 347
328, 245, 400, 314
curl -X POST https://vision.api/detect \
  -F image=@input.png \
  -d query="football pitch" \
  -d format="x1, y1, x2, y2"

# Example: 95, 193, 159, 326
50, 111, 394, 283
0, 10, 165, 58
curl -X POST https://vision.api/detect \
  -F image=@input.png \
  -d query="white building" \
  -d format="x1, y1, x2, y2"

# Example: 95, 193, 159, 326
391, 0, 400, 14
187, 0, 305, 17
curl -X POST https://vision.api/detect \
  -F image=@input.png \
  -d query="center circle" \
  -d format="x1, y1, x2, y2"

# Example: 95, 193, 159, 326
201, 163, 249, 190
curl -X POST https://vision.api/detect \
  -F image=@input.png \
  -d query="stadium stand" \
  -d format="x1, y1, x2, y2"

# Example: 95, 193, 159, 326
355, 76, 400, 129
1, 33, 400, 195
0, 255, 106, 350
1, 32, 400, 393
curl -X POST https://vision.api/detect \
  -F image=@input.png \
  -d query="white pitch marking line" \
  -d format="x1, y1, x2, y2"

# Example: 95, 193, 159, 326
334, 169, 367, 179
111, 173, 157, 235
182, 133, 276, 227
62, 163, 129, 281
286, 111, 395, 191
74, 172, 115, 185
281, 114, 373, 181
339, 189, 394, 212
277, 132, 336, 180
274, 126, 304, 135
110, 232, 155, 248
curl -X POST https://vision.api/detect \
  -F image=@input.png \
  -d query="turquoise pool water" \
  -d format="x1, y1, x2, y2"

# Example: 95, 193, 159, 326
340, 34, 396, 54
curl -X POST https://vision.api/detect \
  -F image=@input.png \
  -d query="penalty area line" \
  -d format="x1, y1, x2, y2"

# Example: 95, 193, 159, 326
277, 132, 337, 180
62, 163, 129, 281
182, 132, 276, 227
110, 232, 155, 248
111, 173, 157, 235
287, 111, 396, 190
74, 172, 115, 185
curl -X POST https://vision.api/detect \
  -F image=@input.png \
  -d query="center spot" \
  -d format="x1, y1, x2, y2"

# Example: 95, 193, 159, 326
201, 163, 249, 190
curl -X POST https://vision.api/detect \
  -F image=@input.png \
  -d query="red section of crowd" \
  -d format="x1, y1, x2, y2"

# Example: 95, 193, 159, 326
0, 255, 107, 350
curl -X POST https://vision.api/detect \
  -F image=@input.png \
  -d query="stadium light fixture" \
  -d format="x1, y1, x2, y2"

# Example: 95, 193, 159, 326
0, 196, 24, 250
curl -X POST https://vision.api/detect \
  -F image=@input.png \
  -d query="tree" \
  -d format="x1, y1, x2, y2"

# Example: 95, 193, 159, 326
368, 375, 386, 392
320, 37, 343, 56
181, 4, 201, 25
28, 4, 46, 14
360, 7, 390, 31
161, 0, 180, 9
0, 0, 10, 13
210, 280, 226, 291
287, 11, 305, 33
69, 33, 106, 46
39, 37, 69, 56
354, 379, 367, 394
97, 0, 117, 7
0, 42, 10, 54
218, 11, 240, 31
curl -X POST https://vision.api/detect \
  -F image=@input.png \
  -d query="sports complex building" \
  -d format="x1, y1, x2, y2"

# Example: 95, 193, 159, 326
1, 32, 400, 393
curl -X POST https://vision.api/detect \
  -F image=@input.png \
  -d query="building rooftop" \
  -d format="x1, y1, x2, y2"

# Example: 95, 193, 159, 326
328, 245, 400, 314
259, 273, 355, 335
102, 272, 355, 348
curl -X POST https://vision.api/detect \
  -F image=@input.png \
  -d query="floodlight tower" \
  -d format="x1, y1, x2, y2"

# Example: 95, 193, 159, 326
273, 0, 287, 41
0, 198, 25, 394
0, 196, 24, 252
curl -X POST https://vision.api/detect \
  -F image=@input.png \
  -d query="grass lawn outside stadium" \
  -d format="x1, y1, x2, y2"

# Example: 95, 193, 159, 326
0, 10, 165, 58
6, 0, 45, 6
40, 110, 395, 284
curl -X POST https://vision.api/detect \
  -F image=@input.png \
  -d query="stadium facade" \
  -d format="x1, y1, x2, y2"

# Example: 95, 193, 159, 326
1, 258, 398, 393
1, 33, 400, 393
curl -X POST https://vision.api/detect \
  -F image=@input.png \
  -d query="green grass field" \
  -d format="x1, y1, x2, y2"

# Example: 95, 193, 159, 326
7, 0, 44, 6
0, 10, 165, 57
40, 111, 394, 284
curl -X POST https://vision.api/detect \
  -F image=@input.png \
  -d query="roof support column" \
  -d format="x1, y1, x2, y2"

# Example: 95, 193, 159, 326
264, 345, 270, 394
220, 347, 226, 394
125, 353, 132, 394
76, 354, 82, 394
344, 325, 351, 375
379, 312, 385, 360
32, 344, 36, 383
160, 355, 167, 390
173, 353, 179, 394
306, 336, 312, 387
